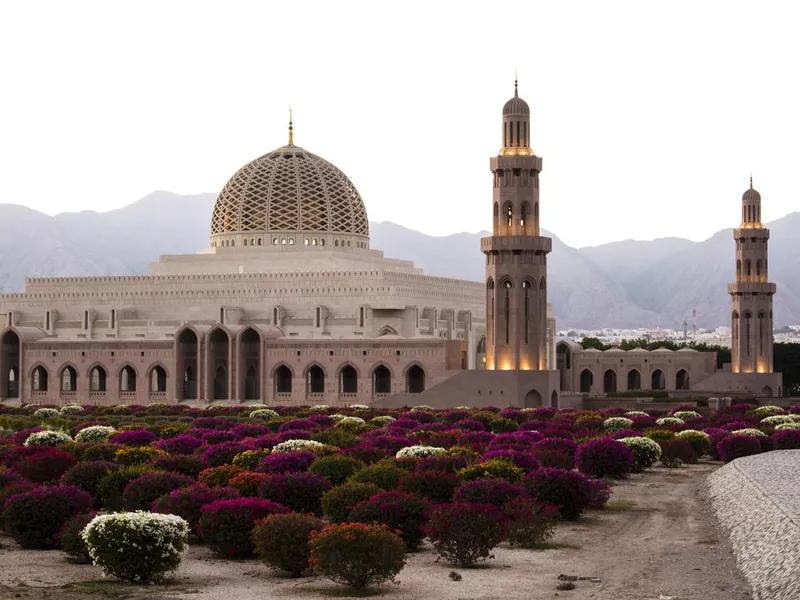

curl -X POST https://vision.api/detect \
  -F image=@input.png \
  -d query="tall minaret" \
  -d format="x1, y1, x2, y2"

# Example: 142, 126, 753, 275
482, 81, 551, 371
728, 178, 776, 374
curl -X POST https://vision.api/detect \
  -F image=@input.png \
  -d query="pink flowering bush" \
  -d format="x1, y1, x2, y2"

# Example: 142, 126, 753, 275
426, 502, 508, 567
523, 468, 592, 521
109, 429, 157, 446
199, 497, 290, 557
575, 438, 634, 479
258, 472, 332, 515
15, 448, 78, 484
453, 478, 528, 508
716, 434, 762, 463
122, 471, 195, 511
348, 490, 431, 549
2, 485, 93, 549
398, 469, 459, 503
151, 484, 238, 535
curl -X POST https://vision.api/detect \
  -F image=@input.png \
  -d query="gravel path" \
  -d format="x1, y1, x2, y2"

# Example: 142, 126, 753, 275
708, 450, 800, 600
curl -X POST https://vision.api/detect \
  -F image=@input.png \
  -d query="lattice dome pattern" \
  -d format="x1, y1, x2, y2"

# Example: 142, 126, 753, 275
211, 145, 369, 238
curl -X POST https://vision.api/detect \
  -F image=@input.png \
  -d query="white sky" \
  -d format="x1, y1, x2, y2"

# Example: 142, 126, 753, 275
1, 1, 798, 248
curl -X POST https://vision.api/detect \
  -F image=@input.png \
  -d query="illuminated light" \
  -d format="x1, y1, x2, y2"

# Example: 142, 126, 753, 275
481, 356, 487, 363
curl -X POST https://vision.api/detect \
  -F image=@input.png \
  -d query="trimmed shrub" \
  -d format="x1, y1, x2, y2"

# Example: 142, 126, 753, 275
114, 445, 164, 466
481, 449, 539, 473
33, 408, 60, 419
308, 455, 365, 486
586, 478, 612, 508
349, 463, 405, 490
457, 459, 524, 483
24, 430, 73, 447
416, 453, 474, 474
74, 425, 116, 443
82, 512, 189, 583
258, 450, 317, 474
201, 441, 253, 468
60, 512, 96, 563
716, 434, 763, 464
453, 478, 528, 508
253, 512, 324, 577
396, 445, 447, 459
348, 491, 431, 550
659, 438, 695, 467
617, 437, 661, 472
151, 485, 238, 535
16, 448, 78, 484
197, 464, 245, 488
2, 485, 93, 549
398, 470, 459, 503
122, 472, 195, 511
309, 523, 406, 589
426, 502, 507, 567
155, 435, 204, 456
643, 429, 675, 444
109, 429, 157, 447
772, 429, 800, 450
96, 465, 153, 510
199, 497, 290, 558
60, 460, 118, 507
249, 408, 280, 421
575, 438, 634, 479
272, 439, 325, 454
502, 498, 559, 547
321, 482, 381, 523
675, 429, 711, 460
229, 471, 269, 497
523, 468, 592, 521
603, 417, 634, 431
232, 449, 271, 471
151, 455, 205, 478
258, 472, 332, 515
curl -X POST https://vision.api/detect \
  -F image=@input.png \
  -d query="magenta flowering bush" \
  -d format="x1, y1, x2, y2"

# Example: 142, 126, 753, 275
398, 469, 459, 503
348, 490, 432, 549
586, 478, 612, 508
772, 429, 800, 450
109, 429, 157, 447
575, 438, 634, 479
258, 450, 316, 474
200, 441, 253, 468
191, 417, 235, 430
481, 449, 539, 473
456, 431, 494, 450
60, 460, 118, 507
453, 419, 486, 431
199, 497, 290, 557
2, 485, 93, 549
155, 435, 204, 455
151, 454, 205, 478
15, 448, 78, 484
426, 502, 508, 567
716, 434, 763, 463
122, 471, 195, 511
151, 484, 238, 534
230, 424, 272, 439
415, 453, 474, 473
453, 478, 528, 508
258, 472, 332, 515
524, 468, 592, 521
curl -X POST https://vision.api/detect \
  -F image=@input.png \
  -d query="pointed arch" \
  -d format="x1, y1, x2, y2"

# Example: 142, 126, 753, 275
579, 369, 593, 393
29, 364, 49, 394
627, 369, 641, 391
305, 363, 326, 395
272, 363, 293, 396
87, 364, 108, 393
372, 363, 392, 395
176, 325, 200, 401
675, 369, 690, 390
59, 364, 78, 394
147, 363, 168, 395
377, 325, 399, 337
404, 363, 425, 393
118, 364, 137, 393
238, 326, 261, 402
1, 329, 20, 399
207, 326, 230, 401
338, 362, 359, 395
651, 369, 665, 390
603, 369, 617, 393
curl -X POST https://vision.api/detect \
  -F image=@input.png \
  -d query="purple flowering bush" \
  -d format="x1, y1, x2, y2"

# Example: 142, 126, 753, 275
453, 478, 528, 508
524, 468, 592, 521
199, 497, 290, 557
716, 434, 763, 463
258, 472, 332, 515
575, 438, 634, 479
348, 490, 432, 549
2, 485, 93, 549
426, 502, 508, 567
151, 484, 238, 534
122, 471, 195, 511
108, 429, 157, 447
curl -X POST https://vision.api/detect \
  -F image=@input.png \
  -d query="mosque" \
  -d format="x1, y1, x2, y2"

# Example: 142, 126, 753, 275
0, 83, 782, 407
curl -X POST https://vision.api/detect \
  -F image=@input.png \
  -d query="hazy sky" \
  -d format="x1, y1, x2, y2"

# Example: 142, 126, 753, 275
1, 1, 798, 248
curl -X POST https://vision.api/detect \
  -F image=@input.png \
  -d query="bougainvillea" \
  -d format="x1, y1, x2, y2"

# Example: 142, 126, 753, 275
258, 472, 333, 515
348, 490, 432, 550
199, 497, 290, 558
2, 485, 93, 549
716, 434, 763, 463
398, 469, 459, 503
15, 448, 78, 484
453, 478, 528, 508
426, 502, 508, 567
575, 438, 634, 479
253, 512, 324, 577
523, 468, 592, 521
122, 472, 195, 511
108, 429, 157, 447
151, 484, 239, 535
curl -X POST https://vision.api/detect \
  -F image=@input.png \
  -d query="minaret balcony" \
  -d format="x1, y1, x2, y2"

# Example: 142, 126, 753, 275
490, 155, 543, 171
727, 282, 776, 295
481, 236, 552, 254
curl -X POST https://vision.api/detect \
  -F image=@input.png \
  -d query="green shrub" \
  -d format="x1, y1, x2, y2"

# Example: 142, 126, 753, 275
348, 491, 431, 550
96, 465, 153, 510
321, 482, 381, 523
643, 429, 675, 444
502, 498, 559, 548
60, 512, 95, 563
308, 455, 365, 486
309, 523, 406, 589
457, 459, 524, 483
348, 463, 404, 490
83, 512, 189, 583
253, 512, 324, 577
426, 502, 507, 567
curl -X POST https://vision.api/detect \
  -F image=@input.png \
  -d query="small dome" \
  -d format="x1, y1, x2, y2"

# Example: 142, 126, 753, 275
210, 144, 369, 241
742, 184, 761, 203
503, 81, 529, 116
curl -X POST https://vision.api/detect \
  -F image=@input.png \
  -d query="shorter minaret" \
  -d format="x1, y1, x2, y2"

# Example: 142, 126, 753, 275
288, 109, 294, 146
728, 178, 776, 373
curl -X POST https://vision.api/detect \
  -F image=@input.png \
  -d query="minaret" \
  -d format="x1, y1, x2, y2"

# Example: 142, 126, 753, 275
481, 81, 551, 371
728, 178, 776, 374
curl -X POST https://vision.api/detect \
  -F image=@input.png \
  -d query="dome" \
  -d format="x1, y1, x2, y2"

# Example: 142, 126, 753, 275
503, 81, 529, 116
210, 144, 369, 247
742, 179, 761, 203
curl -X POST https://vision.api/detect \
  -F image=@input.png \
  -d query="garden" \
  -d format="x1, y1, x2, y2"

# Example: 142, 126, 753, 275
1, 400, 795, 599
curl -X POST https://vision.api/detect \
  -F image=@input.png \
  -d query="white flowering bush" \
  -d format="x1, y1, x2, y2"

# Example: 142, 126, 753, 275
330, 413, 347, 421
675, 429, 710, 441
309, 405, 331, 412
33, 408, 60, 419
655, 417, 684, 427
732, 428, 767, 437
624, 411, 649, 417
60, 403, 85, 415
603, 417, 634, 431
454, 406, 471, 410
753, 405, 784, 416
672, 410, 701, 420
410, 405, 434, 412
760, 415, 800, 426
272, 439, 325, 454
618, 437, 662, 472
249, 408, 280, 421
370, 416, 396, 426
396, 445, 447, 459
75, 425, 117, 443
148, 402, 168, 410
82, 511, 189, 583
349, 404, 370, 410
22, 403, 42, 413
336, 416, 366, 429
24, 430, 73, 446
675, 429, 712, 458
775, 422, 800, 431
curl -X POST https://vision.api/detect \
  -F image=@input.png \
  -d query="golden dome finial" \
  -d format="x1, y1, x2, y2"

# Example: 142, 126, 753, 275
288, 108, 294, 146
514, 70, 518, 98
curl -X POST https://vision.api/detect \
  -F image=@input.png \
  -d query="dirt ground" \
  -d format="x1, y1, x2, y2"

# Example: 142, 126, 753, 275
0, 461, 751, 600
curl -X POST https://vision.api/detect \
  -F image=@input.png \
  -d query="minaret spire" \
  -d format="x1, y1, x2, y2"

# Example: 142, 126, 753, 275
288, 108, 294, 146
514, 72, 518, 97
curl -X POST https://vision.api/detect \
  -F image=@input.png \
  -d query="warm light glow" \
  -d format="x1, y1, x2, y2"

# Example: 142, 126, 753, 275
481, 356, 487, 363
500, 147, 535, 157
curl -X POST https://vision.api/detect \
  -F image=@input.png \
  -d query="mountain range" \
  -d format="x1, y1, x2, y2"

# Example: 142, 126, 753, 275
1, 191, 798, 329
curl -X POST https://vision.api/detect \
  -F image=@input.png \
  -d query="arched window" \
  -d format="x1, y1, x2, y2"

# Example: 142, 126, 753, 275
339, 365, 358, 394
756, 260, 762, 278
503, 280, 512, 344
372, 365, 391, 395
736, 260, 742, 280
275, 365, 292, 394
89, 366, 107, 393
520, 203, 527, 228
307, 366, 325, 394
406, 365, 425, 393
522, 280, 532, 344
758, 312, 765, 356
579, 369, 593, 393
627, 369, 641, 391
150, 366, 167, 394
506, 204, 513, 228
745, 260, 752, 278
603, 370, 617, 393
288, 238, 295, 245
32, 366, 48, 392
120, 366, 136, 392
651, 369, 665, 390
61, 366, 77, 392
744, 312, 752, 356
